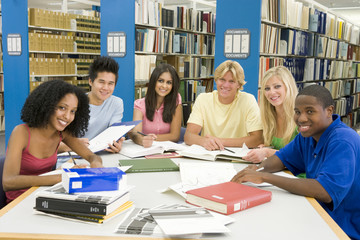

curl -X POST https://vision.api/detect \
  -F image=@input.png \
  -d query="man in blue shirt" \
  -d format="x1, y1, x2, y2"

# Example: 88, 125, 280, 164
232, 85, 360, 239
59, 56, 124, 153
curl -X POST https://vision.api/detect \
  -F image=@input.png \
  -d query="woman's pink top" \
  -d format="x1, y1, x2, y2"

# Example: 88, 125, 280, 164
134, 93, 182, 135
5, 124, 61, 203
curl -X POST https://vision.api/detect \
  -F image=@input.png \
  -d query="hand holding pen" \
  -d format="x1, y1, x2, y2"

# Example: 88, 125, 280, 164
137, 131, 157, 148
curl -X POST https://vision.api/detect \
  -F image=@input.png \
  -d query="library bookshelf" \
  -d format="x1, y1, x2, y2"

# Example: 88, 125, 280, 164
260, 0, 360, 127
134, 1, 216, 125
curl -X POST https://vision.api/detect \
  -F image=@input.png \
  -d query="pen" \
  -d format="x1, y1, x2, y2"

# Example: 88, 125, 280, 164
256, 167, 264, 172
224, 147, 235, 154
137, 131, 148, 136
68, 151, 77, 166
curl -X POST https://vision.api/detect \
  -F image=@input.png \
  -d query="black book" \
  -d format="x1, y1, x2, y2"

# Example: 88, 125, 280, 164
35, 191, 130, 216
34, 200, 133, 224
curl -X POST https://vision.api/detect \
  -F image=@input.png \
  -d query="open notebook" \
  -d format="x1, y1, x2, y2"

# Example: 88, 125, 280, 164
119, 140, 187, 158
178, 144, 251, 162
58, 120, 140, 158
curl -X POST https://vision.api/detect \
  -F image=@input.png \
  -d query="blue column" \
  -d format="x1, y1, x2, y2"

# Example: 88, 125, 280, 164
2, 0, 29, 146
100, 0, 135, 121
214, 0, 262, 98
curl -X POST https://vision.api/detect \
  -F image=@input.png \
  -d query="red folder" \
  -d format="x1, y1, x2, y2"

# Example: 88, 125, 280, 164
186, 182, 272, 215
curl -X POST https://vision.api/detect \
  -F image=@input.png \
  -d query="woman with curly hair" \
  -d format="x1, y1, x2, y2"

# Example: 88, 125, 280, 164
2, 80, 103, 203
129, 63, 182, 147
242, 66, 298, 163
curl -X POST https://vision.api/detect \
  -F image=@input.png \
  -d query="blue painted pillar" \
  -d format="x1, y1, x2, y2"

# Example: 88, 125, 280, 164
2, 0, 29, 146
214, 0, 262, 98
101, 0, 135, 121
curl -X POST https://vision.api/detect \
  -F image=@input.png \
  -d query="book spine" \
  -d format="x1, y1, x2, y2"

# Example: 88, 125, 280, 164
128, 168, 178, 173
227, 194, 272, 214
36, 197, 108, 215
36, 208, 103, 223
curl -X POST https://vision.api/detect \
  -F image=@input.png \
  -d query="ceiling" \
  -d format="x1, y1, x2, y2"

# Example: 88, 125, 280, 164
19, 0, 360, 26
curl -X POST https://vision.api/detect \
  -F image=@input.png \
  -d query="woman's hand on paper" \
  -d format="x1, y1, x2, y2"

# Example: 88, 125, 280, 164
106, 137, 125, 153
142, 134, 157, 148
202, 135, 224, 151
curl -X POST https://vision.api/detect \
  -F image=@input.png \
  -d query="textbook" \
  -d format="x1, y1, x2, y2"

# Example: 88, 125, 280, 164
34, 201, 133, 224
35, 191, 130, 215
36, 182, 131, 205
186, 182, 272, 215
178, 144, 251, 162
119, 140, 187, 158
62, 167, 126, 193
118, 158, 179, 173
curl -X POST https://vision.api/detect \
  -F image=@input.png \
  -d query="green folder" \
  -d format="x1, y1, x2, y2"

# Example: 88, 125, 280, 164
118, 158, 179, 173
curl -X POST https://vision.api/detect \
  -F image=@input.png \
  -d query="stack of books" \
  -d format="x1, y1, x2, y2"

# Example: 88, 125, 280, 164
34, 182, 133, 224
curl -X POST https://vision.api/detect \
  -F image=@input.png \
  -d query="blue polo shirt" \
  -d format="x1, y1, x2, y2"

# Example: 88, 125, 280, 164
276, 115, 360, 239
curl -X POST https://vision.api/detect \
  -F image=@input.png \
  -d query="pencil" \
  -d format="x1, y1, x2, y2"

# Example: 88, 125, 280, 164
68, 151, 77, 165
137, 131, 148, 136
224, 147, 235, 154
256, 167, 264, 172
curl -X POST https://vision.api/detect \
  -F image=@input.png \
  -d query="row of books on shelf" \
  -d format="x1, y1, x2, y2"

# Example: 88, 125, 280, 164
30, 79, 89, 92
284, 58, 360, 82
259, 56, 360, 84
179, 79, 213, 103
334, 94, 360, 117
136, 28, 215, 55
262, 25, 360, 60
135, 55, 214, 83
0, 115, 4, 131
135, 0, 215, 34
261, 0, 360, 44
341, 109, 360, 127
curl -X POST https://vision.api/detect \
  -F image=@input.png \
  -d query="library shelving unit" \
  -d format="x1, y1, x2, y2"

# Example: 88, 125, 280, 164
28, 8, 101, 92
213, 0, 262, 100
259, 0, 360, 127
134, 1, 216, 124
1, 1, 103, 144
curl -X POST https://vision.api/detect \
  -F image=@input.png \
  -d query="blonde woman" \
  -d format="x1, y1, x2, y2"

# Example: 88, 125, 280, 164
242, 66, 298, 163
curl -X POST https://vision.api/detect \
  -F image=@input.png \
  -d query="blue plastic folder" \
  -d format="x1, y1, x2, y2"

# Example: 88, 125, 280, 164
62, 167, 125, 193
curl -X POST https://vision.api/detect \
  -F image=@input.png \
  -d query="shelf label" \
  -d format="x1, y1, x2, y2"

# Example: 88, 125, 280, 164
107, 32, 126, 57
7, 34, 22, 56
224, 29, 250, 59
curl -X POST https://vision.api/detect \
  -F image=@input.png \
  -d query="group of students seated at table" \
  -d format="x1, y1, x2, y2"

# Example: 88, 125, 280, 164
2, 57, 359, 239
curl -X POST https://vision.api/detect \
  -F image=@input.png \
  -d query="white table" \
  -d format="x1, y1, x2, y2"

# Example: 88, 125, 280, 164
0, 153, 349, 240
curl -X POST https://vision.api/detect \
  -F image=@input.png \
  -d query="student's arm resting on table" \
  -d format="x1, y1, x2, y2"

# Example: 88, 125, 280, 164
128, 108, 157, 148
184, 123, 225, 150
184, 125, 263, 150
62, 132, 103, 168
2, 125, 61, 191
242, 147, 277, 163
231, 155, 332, 203
221, 130, 263, 148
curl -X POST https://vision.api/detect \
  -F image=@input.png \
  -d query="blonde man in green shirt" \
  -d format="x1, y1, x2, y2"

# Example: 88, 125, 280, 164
184, 60, 263, 150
